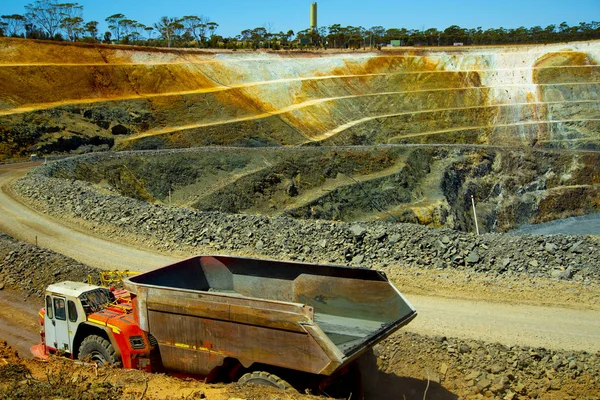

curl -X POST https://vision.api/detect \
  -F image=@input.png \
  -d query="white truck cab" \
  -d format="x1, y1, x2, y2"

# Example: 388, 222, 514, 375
44, 281, 112, 354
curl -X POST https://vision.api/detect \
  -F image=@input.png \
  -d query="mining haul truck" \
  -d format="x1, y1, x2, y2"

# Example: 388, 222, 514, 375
31, 255, 416, 392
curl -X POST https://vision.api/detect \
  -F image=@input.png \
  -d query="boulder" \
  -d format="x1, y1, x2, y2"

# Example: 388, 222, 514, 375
111, 124, 130, 135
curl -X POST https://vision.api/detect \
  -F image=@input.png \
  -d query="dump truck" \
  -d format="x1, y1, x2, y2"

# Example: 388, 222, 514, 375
32, 255, 416, 392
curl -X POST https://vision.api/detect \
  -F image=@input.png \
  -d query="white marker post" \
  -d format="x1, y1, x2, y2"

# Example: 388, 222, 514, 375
471, 195, 480, 235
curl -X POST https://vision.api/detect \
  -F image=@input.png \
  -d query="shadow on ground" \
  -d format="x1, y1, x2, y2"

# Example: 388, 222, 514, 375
359, 352, 458, 400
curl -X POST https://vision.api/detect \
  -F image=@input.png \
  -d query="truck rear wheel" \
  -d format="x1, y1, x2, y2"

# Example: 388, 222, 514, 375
238, 371, 297, 392
78, 335, 118, 366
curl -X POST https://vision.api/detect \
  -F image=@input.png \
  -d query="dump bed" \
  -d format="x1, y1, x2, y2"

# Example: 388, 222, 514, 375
124, 255, 416, 376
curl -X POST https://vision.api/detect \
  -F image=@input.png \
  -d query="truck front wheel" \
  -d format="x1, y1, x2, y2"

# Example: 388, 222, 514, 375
78, 335, 118, 366
238, 371, 297, 392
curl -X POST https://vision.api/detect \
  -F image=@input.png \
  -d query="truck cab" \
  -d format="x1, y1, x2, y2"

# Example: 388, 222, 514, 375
32, 281, 154, 370
43, 281, 113, 354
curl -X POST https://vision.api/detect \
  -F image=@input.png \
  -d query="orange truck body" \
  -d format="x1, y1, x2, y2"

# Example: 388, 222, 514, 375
32, 286, 155, 371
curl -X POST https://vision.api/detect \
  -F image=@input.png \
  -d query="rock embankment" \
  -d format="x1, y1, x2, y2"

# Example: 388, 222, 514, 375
375, 332, 600, 399
14, 163, 600, 283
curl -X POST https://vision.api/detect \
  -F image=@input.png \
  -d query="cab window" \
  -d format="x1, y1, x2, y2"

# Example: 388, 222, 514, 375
67, 300, 78, 323
45, 296, 53, 319
53, 298, 66, 321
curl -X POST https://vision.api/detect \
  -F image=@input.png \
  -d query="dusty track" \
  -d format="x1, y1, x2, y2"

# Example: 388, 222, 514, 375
0, 163, 177, 271
1, 162, 600, 353
407, 294, 600, 352
0, 290, 40, 357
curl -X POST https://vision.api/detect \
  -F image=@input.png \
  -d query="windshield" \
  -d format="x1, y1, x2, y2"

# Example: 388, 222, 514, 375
78, 288, 115, 314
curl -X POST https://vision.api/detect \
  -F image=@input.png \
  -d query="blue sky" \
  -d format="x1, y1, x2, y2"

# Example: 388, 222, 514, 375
2, 0, 599, 37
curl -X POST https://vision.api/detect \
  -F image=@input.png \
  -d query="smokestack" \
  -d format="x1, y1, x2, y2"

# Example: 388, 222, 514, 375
310, 2, 318, 31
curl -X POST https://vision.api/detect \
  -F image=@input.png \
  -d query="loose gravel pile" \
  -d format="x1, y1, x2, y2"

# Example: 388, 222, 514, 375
375, 332, 600, 400
0, 233, 100, 296
14, 161, 600, 284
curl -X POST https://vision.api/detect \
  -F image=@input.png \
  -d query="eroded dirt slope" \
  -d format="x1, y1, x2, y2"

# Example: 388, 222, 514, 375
1, 39, 599, 159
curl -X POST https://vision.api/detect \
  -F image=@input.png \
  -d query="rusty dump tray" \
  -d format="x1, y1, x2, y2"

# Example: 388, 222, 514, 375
125, 255, 416, 376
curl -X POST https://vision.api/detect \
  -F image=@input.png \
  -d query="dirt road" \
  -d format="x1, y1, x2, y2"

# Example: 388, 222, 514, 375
0, 162, 178, 271
406, 294, 600, 352
0, 290, 41, 357
1, 162, 599, 353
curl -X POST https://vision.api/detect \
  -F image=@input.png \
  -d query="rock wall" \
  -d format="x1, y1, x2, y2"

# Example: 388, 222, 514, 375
1, 39, 599, 159
34, 148, 600, 232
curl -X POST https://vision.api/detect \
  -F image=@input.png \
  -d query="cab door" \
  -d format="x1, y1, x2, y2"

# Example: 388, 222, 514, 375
44, 295, 71, 353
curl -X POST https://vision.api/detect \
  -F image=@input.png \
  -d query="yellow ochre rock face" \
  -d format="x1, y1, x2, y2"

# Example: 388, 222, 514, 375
0, 38, 598, 156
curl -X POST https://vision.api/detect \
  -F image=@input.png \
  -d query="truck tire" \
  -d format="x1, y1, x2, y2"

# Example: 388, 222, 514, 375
238, 371, 297, 392
78, 335, 118, 366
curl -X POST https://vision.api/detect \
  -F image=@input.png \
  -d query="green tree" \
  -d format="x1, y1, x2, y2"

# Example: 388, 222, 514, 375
144, 26, 154, 40
121, 21, 145, 43
240, 28, 252, 47
442, 25, 466, 45
249, 27, 266, 47
513, 26, 529, 43
207, 21, 218, 38
181, 15, 207, 43
83, 20, 98, 39
105, 13, 126, 41
48, 2, 83, 41
424, 27, 440, 46
543, 24, 556, 42
368, 25, 386, 46
1, 14, 26, 37
154, 16, 183, 48
25, 0, 63, 38
383, 27, 408, 45
275, 29, 294, 46
117, 19, 141, 42
326, 24, 343, 48
60, 15, 82, 40
56, 2, 83, 41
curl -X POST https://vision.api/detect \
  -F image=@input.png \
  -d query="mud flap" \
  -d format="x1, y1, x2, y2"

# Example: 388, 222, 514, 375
30, 343, 49, 360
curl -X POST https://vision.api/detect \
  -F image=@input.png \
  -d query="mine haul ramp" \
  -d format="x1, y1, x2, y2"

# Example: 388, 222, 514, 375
124, 255, 417, 377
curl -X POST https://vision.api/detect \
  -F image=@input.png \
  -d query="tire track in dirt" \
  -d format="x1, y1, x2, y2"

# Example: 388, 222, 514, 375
405, 294, 600, 353
0, 290, 41, 357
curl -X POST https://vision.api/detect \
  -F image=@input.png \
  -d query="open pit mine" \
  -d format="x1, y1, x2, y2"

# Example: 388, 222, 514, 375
1, 38, 600, 400
1, 38, 599, 231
